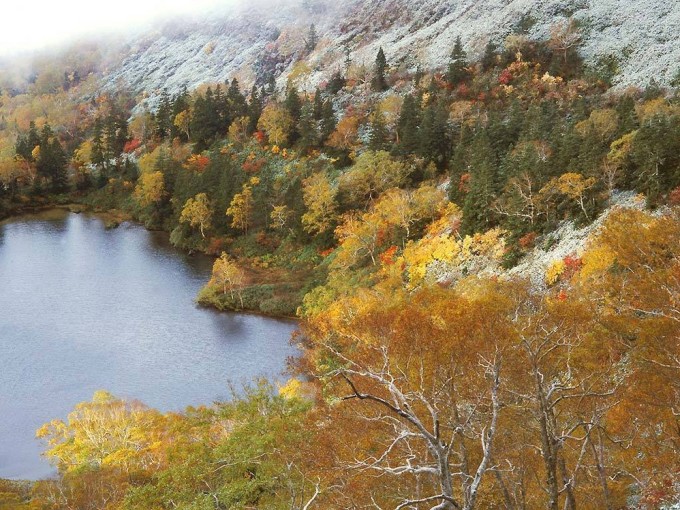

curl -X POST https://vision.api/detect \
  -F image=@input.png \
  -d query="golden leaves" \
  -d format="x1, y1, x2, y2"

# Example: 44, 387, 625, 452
134, 171, 165, 207
180, 193, 213, 238
302, 172, 338, 235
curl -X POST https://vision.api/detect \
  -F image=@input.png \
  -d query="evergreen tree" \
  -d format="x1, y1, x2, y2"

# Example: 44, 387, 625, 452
227, 79, 248, 121
327, 71, 346, 95
190, 93, 213, 152
448, 124, 473, 205
461, 131, 499, 234
213, 84, 229, 134
447, 36, 469, 86
15, 121, 40, 161
170, 85, 190, 140
630, 115, 680, 205
154, 89, 173, 139
297, 103, 319, 153
304, 24, 318, 52
103, 108, 129, 164
414, 66, 424, 87
313, 88, 324, 120
285, 87, 303, 144
372, 47, 388, 92
104, 113, 118, 161
36, 125, 68, 192
248, 86, 263, 135
49, 138, 68, 192
396, 94, 421, 155
208, 87, 224, 138
552, 124, 582, 178
91, 118, 106, 172
114, 110, 129, 156
615, 95, 639, 135
481, 40, 499, 71
319, 100, 336, 144
418, 100, 450, 168
368, 106, 388, 151
266, 74, 277, 96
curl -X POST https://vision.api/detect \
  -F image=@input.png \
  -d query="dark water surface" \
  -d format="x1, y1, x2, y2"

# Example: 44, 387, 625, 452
0, 210, 298, 479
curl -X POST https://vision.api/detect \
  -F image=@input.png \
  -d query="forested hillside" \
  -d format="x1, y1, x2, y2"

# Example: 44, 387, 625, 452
1, 4, 680, 509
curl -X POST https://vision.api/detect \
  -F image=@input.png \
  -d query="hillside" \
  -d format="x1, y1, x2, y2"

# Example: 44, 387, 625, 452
102, 0, 680, 100
1, 1, 680, 508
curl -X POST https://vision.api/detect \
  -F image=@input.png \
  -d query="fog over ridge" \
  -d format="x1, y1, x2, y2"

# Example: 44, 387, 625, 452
0, 0, 245, 57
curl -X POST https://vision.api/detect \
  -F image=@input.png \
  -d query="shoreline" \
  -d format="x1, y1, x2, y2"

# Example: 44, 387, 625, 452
1, 198, 301, 320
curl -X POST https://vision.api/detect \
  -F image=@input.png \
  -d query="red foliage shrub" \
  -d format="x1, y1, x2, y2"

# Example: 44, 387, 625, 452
124, 139, 142, 153
185, 155, 211, 173
519, 232, 538, 249
206, 237, 225, 256
458, 173, 471, 193
242, 158, 267, 174
562, 255, 583, 280
668, 186, 680, 205
379, 245, 399, 266
564, 255, 582, 272
498, 68, 513, 85
455, 83, 470, 98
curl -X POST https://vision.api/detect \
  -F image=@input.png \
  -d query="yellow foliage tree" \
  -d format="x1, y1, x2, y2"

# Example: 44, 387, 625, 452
173, 109, 191, 140
258, 103, 294, 146
36, 391, 166, 474
545, 258, 566, 285
338, 150, 410, 207
137, 146, 163, 175
134, 171, 165, 207
302, 172, 338, 235
540, 172, 597, 220
228, 116, 250, 144
227, 184, 254, 234
210, 252, 246, 307
326, 114, 360, 153
270, 204, 291, 231
180, 193, 213, 238
575, 108, 618, 140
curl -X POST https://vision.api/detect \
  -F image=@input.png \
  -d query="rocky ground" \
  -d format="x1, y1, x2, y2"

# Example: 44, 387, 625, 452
102, 0, 679, 103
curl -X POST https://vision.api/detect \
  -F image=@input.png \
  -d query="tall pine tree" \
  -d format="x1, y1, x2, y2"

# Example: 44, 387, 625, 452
372, 47, 388, 92
461, 130, 499, 234
368, 105, 388, 151
447, 36, 469, 86
396, 94, 421, 155
247, 86, 263, 135
36, 125, 68, 192
285, 87, 303, 144
418, 100, 451, 168
297, 103, 319, 153
227, 79, 248, 121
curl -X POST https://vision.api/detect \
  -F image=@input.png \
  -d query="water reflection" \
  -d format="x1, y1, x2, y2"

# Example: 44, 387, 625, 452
0, 210, 298, 480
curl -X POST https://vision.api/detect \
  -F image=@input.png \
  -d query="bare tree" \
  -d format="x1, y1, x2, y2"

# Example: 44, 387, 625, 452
549, 19, 582, 64
322, 336, 505, 510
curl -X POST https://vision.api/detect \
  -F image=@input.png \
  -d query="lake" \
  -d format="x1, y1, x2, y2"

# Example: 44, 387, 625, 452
0, 209, 298, 480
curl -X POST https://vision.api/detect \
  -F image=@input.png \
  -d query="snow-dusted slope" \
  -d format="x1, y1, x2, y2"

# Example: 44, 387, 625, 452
103, 0, 680, 98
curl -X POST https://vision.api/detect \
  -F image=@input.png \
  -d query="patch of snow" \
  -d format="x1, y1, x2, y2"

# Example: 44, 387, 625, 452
508, 191, 646, 289
100, 0, 680, 103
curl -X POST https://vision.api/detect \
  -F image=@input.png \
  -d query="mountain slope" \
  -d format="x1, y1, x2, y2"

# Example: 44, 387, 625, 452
103, 0, 680, 99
